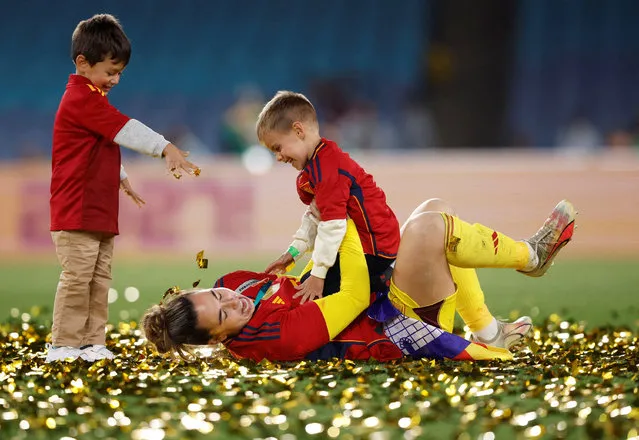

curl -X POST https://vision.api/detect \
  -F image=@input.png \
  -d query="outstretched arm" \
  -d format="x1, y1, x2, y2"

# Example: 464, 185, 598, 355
265, 204, 320, 274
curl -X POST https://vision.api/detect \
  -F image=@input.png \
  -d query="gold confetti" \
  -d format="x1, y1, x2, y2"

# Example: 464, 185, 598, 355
192, 167, 201, 177
0, 314, 635, 438
196, 250, 208, 269
161, 286, 181, 303
192, 280, 201, 288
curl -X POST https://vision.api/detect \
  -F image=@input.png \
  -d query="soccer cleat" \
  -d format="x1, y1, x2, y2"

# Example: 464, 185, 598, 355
44, 344, 82, 363
80, 345, 115, 362
472, 316, 533, 350
518, 199, 576, 277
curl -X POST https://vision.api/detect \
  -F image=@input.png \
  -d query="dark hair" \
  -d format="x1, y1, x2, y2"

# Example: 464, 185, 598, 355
71, 14, 131, 66
141, 294, 211, 359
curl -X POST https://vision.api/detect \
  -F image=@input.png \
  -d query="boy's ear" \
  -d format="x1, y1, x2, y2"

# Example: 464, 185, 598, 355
75, 54, 88, 68
292, 121, 305, 139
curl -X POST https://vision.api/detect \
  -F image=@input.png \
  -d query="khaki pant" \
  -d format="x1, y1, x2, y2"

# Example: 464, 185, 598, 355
51, 230, 115, 347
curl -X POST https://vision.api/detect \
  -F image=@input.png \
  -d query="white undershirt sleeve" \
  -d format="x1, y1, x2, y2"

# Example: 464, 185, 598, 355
310, 219, 348, 279
113, 119, 170, 157
289, 206, 320, 260
119, 164, 128, 181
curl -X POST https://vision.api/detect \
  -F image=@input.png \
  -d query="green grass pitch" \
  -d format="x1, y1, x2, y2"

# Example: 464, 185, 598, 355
0, 258, 637, 439
2, 258, 637, 330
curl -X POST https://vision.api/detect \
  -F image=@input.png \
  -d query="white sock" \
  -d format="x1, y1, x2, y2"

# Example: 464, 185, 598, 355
473, 318, 499, 341
522, 242, 538, 272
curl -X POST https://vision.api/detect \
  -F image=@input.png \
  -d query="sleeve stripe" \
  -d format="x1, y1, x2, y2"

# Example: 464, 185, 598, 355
243, 322, 280, 330
314, 154, 322, 183
239, 328, 280, 335
233, 335, 280, 342
309, 157, 317, 183
338, 168, 378, 255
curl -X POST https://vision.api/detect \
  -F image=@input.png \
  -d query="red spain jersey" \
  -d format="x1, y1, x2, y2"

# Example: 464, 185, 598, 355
296, 138, 400, 258
214, 270, 402, 362
50, 74, 130, 234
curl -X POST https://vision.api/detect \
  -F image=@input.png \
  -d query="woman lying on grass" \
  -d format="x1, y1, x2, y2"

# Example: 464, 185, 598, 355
141, 198, 575, 362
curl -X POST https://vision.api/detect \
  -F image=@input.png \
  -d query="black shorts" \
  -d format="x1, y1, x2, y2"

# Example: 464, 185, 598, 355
300, 254, 395, 297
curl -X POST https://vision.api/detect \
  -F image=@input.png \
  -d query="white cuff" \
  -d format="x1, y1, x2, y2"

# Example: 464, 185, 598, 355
119, 164, 128, 181
310, 219, 347, 279
310, 264, 330, 279
288, 207, 320, 260
114, 119, 169, 157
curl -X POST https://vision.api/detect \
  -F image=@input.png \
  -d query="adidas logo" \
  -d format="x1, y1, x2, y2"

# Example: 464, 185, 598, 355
272, 296, 285, 305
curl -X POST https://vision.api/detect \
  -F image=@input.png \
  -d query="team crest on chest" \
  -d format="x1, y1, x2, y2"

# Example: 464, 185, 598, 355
261, 282, 280, 302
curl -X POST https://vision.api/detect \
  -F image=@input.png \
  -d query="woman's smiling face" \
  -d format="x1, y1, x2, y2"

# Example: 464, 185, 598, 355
188, 287, 255, 341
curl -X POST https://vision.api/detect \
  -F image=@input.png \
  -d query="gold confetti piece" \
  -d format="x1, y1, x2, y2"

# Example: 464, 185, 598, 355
192, 280, 201, 288
172, 172, 182, 180
0, 313, 637, 439
161, 286, 181, 303
196, 250, 208, 269
192, 167, 201, 177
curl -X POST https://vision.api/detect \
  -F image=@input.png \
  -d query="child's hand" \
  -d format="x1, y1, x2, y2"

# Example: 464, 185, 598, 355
265, 252, 294, 274
120, 178, 146, 207
293, 275, 324, 304
309, 199, 321, 219
163, 143, 200, 179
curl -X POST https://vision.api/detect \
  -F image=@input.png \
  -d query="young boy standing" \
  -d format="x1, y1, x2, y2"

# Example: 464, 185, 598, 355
257, 91, 400, 303
46, 14, 199, 363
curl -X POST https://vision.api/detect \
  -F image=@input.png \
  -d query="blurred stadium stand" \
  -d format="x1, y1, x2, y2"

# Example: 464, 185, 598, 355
0, 0, 428, 158
1, 0, 639, 158
510, 0, 639, 147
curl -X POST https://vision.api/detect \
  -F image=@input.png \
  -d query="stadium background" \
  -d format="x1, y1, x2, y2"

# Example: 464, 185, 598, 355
0, 0, 638, 330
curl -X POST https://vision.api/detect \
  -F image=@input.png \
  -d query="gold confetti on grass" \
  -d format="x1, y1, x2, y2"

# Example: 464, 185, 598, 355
0, 312, 637, 439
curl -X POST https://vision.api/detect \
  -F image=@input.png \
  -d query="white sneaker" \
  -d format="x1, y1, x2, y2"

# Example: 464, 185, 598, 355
81, 345, 115, 362
44, 344, 82, 363
472, 316, 533, 350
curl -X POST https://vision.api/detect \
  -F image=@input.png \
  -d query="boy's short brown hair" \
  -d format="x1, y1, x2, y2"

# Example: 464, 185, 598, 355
256, 91, 318, 142
71, 14, 131, 66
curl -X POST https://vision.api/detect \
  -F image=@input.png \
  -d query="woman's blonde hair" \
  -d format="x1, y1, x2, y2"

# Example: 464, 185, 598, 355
140, 290, 211, 360
256, 90, 317, 143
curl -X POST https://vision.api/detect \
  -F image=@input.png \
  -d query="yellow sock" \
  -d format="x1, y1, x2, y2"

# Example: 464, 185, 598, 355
448, 265, 494, 333
441, 213, 530, 269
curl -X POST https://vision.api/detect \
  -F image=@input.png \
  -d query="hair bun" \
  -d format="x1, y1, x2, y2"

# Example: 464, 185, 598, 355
141, 304, 170, 354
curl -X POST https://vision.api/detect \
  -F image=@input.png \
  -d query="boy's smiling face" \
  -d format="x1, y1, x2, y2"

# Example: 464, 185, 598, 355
261, 123, 313, 171
75, 54, 126, 95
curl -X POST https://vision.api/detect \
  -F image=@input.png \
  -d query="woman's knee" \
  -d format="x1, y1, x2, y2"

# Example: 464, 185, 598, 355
406, 198, 455, 221
401, 212, 446, 251
421, 198, 455, 215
